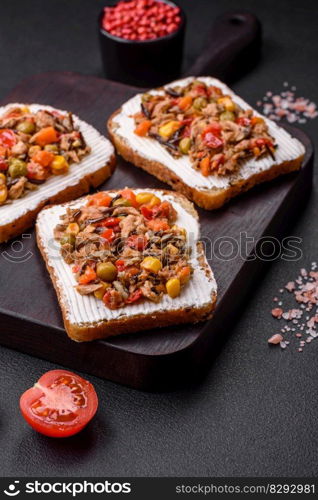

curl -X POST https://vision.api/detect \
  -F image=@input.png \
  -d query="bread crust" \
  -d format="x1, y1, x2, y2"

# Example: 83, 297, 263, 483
36, 190, 217, 342
107, 109, 304, 210
0, 155, 116, 242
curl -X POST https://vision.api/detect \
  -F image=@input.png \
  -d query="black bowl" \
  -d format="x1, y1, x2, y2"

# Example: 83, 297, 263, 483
98, 0, 186, 87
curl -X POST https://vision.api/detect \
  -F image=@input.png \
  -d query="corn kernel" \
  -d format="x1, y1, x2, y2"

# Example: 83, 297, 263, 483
66, 223, 79, 236
148, 195, 161, 207
141, 256, 162, 273
21, 106, 30, 113
0, 185, 8, 204
166, 278, 181, 298
51, 155, 69, 174
0, 173, 6, 185
94, 281, 111, 300
136, 192, 154, 205
159, 121, 180, 139
217, 96, 236, 112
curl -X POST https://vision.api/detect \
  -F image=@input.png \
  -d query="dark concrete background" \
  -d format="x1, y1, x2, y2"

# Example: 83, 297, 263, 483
0, 0, 317, 477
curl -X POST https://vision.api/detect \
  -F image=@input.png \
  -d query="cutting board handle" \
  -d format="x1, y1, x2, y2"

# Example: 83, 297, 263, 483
184, 11, 262, 82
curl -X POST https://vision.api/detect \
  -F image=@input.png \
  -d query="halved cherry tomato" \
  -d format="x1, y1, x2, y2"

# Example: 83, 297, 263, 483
126, 234, 148, 251
79, 266, 97, 284
203, 133, 223, 149
202, 123, 223, 149
32, 150, 54, 167
120, 188, 138, 208
236, 116, 251, 127
126, 289, 143, 304
87, 192, 112, 207
0, 157, 8, 171
252, 138, 274, 148
0, 129, 16, 148
115, 259, 126, 271
202, 122, 222, 138
27, 162, 49, 181
100, 228, 115, 242
147, 218, 170, 231
19, 369, 98, 438
98, 217, 121, 228
141, 205, 154, 220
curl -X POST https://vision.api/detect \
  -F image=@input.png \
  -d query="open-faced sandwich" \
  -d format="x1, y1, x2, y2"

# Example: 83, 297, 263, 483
108, 77, 305, 210
36, 188, 217, 342
0, 103, 115, 242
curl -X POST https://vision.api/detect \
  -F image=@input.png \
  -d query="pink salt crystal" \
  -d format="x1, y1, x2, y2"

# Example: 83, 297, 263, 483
307, 315, 318, 329
272, 308, 283, 318
268, 334, 283, 345
296, 333, 302, 338
298, 348, 303, 352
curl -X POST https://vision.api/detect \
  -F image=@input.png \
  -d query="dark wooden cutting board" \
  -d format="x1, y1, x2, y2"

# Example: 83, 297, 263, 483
0, 11, 314, 390
0, 71, 313, 390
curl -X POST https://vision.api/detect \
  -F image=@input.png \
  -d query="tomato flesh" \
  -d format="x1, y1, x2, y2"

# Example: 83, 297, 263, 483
20, 370, 98, 438
0, 129, 16, 148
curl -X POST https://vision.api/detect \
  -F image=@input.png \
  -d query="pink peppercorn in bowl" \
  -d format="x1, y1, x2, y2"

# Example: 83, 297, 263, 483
99, 0, 186, 87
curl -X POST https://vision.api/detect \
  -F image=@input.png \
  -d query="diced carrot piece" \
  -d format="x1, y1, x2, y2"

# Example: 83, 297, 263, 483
78, 266, 97, 284
87, 192, 112, 207
251, 116, 264, 126
32, 150, 55, 167
32, 127, 59, 146
120, 188, 138, 208
200, 157, 210, 176
178, 95, 193, 110
147, 218, 170, 232
134, 120, 152, 136
178, 266, 191, 284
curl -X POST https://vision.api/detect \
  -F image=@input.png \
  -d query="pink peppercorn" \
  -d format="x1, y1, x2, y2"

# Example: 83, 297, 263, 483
102, 0, 181, 41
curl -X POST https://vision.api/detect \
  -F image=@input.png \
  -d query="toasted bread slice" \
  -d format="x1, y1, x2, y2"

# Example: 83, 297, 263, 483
36, 189, 217, 342
0, 103, 116, 242
108, 77, 305, 210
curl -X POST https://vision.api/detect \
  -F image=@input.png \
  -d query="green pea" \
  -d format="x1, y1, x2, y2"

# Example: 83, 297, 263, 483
8, 159, 27, 178
193, 97, 208, 110
112, 197, 131, 207
220, 111, 235, 121
17, 120, 35, 134
44, 144, 59, 153
96, 262, 117, 282
179, 137, 191, 154
60, 234, 75, 247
